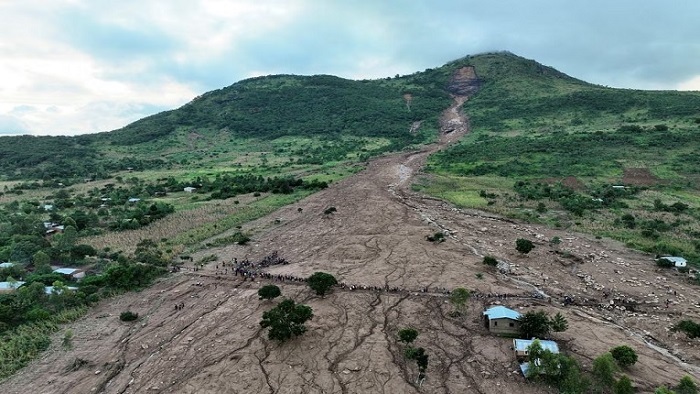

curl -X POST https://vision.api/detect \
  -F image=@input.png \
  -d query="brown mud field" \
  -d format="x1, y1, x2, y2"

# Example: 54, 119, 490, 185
2, 98, 699, 394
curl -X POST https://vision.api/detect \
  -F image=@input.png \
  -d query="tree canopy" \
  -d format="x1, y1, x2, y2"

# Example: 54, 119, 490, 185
260, 299, 313, 342
307, 272, 338, 297
258, 285, 282, 301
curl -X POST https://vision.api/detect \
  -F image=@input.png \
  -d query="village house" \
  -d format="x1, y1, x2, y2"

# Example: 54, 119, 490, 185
53, 268, 85, 280
0, 262, 15, 269
44, 285, 79, 295
514, 339, 561, 376
513, 338, 559, 361
483, 305, 521, 335
658, 256, 687, 268
0, 281, 26, 294
183, 186, 197, 193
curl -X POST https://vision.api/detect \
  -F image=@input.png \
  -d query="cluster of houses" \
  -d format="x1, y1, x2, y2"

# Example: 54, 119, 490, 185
0, 263, 84, 295
482, 305, 560, 377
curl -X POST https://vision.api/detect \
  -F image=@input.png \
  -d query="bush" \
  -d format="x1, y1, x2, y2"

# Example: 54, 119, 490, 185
516, 238, 535, 254
482, 256, 498, 266
323, 206, 337, 215
120, 311, 139, 322
426, 232, 445, 243
672, 320, 700, 339
398, 328, 419, 344
610, 345, 638, 368
677, 375, 698, 394
258, 285, 282, 301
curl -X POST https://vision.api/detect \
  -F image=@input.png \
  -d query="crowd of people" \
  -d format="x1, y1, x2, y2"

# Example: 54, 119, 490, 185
183, 251, 548, 302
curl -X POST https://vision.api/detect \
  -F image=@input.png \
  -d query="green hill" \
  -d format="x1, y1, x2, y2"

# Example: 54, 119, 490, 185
2, 52, 700, 265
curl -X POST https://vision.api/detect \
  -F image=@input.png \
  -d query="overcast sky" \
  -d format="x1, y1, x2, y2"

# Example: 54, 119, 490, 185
1, 0, 699, 136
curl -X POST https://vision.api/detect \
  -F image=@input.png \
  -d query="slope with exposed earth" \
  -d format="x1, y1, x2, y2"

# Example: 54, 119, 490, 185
1, 90, 699, 394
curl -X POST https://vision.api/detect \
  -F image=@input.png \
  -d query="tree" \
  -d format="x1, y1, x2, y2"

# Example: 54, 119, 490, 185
525, 339, 545, 378
260, 299, 313, 342
677, 376, 698, 394
516, 238, 535, 254
592, 353, 618, 393
405, 346, 429, 384
32, 250, 52, 274
449, 288, 470, 316
134, 239, 167, 266
258, 285, 281, 301
307, 272, 337, 297
398, 328, 419, 344
614, 375, 634, 394
550, 312, 569, 333
610, 345, 638, 368
55, 225, 78, 253
482, 256, 498, 266
518, 311, 552, 338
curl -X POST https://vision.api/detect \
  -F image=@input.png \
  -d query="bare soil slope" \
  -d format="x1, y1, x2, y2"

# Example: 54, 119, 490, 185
2, 97, 699, 394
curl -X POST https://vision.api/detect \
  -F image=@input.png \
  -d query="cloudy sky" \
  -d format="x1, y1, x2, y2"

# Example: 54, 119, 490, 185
1, 0, 699, 136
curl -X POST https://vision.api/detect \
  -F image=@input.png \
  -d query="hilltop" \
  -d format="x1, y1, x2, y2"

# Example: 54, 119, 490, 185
0, 51, 699, 393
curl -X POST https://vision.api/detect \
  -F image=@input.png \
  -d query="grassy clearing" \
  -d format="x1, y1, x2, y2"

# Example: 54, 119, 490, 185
0, 307, 87, 381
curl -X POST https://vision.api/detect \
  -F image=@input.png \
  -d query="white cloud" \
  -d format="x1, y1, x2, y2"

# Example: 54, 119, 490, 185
1, 0, 699, 136
677, 75, 700, 91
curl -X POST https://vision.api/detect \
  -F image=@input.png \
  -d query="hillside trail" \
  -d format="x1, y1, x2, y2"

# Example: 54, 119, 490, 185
2, 96, 700, 394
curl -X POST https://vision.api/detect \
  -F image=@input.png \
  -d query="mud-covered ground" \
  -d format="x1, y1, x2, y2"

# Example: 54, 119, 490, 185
2, 98, 699, 394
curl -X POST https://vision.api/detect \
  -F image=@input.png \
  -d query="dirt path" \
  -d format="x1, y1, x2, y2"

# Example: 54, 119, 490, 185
2, 97, 700, 394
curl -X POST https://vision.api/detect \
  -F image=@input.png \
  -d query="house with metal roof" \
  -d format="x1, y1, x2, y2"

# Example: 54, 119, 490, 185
658, 256, 687, 268
483, 305, 521, 335
0, 281, 26, 293
0, 262, 15, 269
53, 268, 85, 280
44, 285, 79, 295
513, 338, 559, 360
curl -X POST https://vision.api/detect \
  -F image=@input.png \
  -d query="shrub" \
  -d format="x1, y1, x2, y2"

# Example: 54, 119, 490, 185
516, 238, 535, 254
610, 345, 638, 368
323, 206, 337, 215
426, 232, 445, 243
614, 375, 634, 394
120, 311, 139, 321
258, 285, 282, 301
672, 320, 700, 339
482, 256, 498, 266
677, 375, 698, 394
398, 328, 419, 344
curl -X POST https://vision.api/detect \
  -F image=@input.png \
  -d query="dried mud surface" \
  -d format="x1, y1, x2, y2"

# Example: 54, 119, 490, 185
2, 98, 699, 394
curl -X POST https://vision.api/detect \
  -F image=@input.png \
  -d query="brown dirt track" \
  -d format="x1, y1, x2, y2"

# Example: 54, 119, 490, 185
2, 98, 699, 394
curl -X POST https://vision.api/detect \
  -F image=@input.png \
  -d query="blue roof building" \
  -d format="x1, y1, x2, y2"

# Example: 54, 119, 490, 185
513, 338, 559, 360
483, 306, 521, 335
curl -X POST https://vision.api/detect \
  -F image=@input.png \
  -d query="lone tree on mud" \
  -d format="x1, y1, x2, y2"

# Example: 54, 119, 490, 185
449, 288, 471, 317
398, 328, 419, 344
260, 299, 313, 342
515, 238, 535, 255
405, 347, 429, 385
610, 345, 638, 368
258, 284, 282, 301
307, 272, 338, 297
